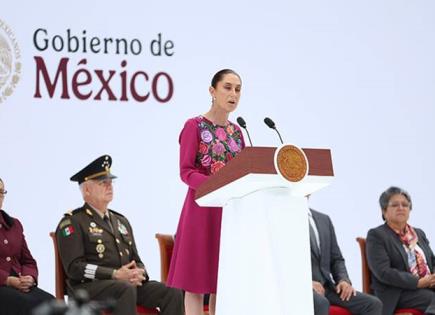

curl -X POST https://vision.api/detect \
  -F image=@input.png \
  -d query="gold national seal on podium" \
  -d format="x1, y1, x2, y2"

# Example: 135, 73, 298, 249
275, 144, 308, 182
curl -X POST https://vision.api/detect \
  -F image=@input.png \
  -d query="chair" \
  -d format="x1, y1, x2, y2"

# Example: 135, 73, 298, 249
155, 233, 215, 314
329, 305, 352, 315
154, 233, 174, 284
356, 237, 423, 315
49, 232, 159, 314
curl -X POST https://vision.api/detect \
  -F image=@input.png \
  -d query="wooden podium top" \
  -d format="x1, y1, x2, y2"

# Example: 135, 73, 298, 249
195, 146, 333, 200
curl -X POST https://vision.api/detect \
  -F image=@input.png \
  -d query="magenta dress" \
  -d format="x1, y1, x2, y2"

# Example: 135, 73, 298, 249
167, 116, 245, 294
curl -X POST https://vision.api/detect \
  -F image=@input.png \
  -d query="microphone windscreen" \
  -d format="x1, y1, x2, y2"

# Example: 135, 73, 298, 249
264, 117, 276, 129
237, 116, 247, 128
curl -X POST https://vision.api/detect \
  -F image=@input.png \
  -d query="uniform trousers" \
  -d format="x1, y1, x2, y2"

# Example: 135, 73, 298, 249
73, 279, 184, 315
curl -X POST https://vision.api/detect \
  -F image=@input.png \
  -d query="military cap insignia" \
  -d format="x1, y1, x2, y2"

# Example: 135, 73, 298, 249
70, 155, 117, 184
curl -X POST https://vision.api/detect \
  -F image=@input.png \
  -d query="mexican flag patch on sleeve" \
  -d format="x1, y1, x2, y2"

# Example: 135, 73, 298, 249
62, 225, 75, 237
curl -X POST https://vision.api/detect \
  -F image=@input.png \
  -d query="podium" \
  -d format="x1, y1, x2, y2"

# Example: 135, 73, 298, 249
195, 145, 334, 315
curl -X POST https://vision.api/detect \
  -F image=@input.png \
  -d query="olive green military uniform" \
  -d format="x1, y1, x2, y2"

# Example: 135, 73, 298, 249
56, 203, 183, 315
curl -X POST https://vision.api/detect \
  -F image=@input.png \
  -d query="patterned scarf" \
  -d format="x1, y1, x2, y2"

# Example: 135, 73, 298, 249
395, 224, 430, 278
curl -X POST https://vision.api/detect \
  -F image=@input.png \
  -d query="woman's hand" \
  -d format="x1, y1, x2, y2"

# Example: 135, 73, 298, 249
19, 275, 35, 291
6, 276, 21, 289
6, 276, 34, 292
418, 274, 435, 288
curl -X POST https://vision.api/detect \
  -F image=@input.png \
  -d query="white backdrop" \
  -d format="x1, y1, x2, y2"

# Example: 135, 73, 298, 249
1, 0, 435, 297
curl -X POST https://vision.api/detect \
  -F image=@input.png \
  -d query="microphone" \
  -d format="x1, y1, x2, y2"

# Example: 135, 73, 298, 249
263, 117, 284, 144
237, 116, 253, 146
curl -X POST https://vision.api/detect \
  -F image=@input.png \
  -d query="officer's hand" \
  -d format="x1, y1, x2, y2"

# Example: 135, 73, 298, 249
130, 268, 146, 286
114, 261, 143, 284
336, 281, 356, 301
127, 260, 137, 269
312, 281, 325, 296
126, 261, 146, 286
113, 266, 134, 281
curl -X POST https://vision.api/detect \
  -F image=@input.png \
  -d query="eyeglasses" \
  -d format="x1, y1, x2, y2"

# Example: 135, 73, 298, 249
0, 190, 7, 196
388, 202, 410, 209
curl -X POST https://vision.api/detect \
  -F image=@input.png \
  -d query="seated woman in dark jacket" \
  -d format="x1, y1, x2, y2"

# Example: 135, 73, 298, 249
366, 186, 435, 315
0, 177, 54, 314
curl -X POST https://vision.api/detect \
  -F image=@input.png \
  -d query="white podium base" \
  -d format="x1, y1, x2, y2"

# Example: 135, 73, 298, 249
216, 187, 314, 315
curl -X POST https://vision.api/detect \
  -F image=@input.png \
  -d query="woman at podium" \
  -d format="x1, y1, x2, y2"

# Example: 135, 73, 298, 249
167, 69, 245, 315
0, 177, 54, 314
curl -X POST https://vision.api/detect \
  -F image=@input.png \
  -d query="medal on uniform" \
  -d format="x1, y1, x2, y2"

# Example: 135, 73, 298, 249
89, 226, 103, 235
90, 222, 96, 227
117, 220, 128, 235
96, 243, 105, 255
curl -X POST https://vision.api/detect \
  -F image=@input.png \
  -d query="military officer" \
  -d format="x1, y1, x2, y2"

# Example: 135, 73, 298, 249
56, 155, 183, 315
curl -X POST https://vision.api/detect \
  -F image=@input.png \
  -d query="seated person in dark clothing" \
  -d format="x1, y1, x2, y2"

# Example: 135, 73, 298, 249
367, 186, 435, 315
56, 155, 183, 315
0, 177, 54, 315
308, 202, 382, 315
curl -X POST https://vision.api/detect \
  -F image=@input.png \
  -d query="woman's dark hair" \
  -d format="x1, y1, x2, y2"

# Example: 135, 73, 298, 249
379, 186, 412, 221
211, 69, 241, 88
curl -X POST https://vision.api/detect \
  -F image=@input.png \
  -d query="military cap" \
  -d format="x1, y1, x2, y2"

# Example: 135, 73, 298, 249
70, 155, 117, 184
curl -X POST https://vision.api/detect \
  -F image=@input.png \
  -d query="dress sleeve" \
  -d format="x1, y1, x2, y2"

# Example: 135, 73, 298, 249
17, 220, 39, 282
0, 270, 8, 286
179, 118, 208, 190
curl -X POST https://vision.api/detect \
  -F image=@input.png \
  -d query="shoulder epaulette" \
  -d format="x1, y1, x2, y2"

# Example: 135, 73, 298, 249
109, 209, 125, 218
63, 209, 73, 217
63, 207, 83, 217
72, 207, 85, 215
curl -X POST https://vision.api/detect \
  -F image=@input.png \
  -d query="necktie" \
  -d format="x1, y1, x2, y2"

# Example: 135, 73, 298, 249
309, 222, 320, 256
104, 215, 113, 232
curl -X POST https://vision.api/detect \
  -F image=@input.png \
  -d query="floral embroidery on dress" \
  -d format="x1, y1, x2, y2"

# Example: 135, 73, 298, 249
196, 116, 243, 175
